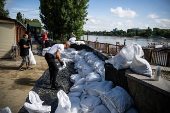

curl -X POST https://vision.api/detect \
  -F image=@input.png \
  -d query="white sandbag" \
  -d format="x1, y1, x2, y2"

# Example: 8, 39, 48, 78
93, 60, 105, 71
108, 54, 130, 70
69, 97, 81, 113
95, 64, 105, 80
95, 86, 134, 113
80, 94, 90, 101
70, 85, 84, 92
88, 81, 113, 96
70, 74, 82, 83
24, 103, 51, 113
79, 49, 87, 56
74, 55, 84, 63
84, 81, 100, 92
130, 55, 152, 77
29, 48, 36, 65
89, 104, 110, 113
28, 91, 44, 105
86, 72, 102, 84
81, 65, 94, 77
73, 78, 86, 86
80, 96, 101, 112
55, 90, 71, 113
125, 107, 138, 113
69, 37, 76, 44
67, 92, 82, 97
119, 43, 144, 61
75, 41, 85, 45
0, 107, 11, 113
24, 91, 51, 113
105, 43, 144, 70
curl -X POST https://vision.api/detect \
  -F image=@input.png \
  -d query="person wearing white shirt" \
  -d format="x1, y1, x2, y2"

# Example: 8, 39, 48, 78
71, 32, 76, 38
45, 41, 70, 89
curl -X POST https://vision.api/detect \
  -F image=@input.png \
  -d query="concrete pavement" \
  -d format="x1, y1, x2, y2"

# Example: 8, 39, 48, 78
0, 42, 48, 113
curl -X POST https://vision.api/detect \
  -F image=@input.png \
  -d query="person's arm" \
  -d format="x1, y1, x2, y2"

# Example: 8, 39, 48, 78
23, 45, 29, 48
56, 50, 62, 62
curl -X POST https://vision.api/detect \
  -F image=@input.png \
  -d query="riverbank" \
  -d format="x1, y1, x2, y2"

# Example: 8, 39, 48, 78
0, 42, 48, 113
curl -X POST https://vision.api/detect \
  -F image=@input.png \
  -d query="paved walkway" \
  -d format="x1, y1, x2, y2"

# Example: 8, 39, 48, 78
0, 42, 48, 113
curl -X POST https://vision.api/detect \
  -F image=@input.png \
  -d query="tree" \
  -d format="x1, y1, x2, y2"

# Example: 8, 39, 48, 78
16, 12, 23, 23
32, 19, 41, 23
24, 18, 32, 24
0, 0, 9, 17
39, 0, 89, 40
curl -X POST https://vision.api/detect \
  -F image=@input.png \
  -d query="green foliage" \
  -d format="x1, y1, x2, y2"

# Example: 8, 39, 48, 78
39, 0, 89, 41
86, 27, 170, 38
0, 0, 9, 18
16, 12, 23, 23
24, 18, 32, 24
24, 18, 41, 24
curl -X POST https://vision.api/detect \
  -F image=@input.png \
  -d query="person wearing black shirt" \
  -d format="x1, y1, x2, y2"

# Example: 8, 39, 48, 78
19, 34, 33, 71
27, 32, 32, 51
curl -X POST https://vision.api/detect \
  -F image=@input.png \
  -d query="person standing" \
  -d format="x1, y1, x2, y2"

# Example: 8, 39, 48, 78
45, 41, 70, 89
19, 34, 33, 71
27, 32, 32, 51
42, 32, 48, 49
71, 32, 76, 38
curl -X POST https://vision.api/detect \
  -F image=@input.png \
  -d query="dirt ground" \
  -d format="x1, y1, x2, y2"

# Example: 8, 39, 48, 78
0, 43, 48, 113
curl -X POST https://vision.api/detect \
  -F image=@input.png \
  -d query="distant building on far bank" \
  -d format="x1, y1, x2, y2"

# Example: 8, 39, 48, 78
113, 28, 118, 32
131, 28, 148, 32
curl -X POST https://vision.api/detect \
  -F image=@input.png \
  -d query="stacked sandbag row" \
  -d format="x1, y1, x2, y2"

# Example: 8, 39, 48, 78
55, 48, 138, 113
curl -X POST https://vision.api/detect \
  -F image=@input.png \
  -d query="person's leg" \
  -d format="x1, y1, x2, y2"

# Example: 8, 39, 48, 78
45, 53, 59, 88
26, 56, 33, 70
45, 53, 53, 85
19, 56, 26, 71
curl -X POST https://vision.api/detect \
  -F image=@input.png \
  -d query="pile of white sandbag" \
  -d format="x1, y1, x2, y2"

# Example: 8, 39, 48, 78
55, 48, 138, 113
68, 37, 85, 45
106, 42, 152, 77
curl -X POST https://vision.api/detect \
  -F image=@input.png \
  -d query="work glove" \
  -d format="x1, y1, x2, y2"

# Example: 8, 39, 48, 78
60, 61, 64, 66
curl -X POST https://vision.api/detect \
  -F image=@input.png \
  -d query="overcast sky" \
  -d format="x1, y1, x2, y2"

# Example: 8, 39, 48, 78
5, 0, 170, 32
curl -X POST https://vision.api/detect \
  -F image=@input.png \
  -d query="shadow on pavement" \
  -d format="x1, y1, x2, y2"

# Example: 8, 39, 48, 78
14, 78, 36, 86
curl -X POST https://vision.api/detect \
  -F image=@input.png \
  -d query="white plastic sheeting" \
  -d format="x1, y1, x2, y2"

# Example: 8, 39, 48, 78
24, 91, 51, 113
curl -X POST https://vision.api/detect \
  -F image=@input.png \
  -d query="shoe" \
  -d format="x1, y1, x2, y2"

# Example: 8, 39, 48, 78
27, 67, 33, 70
19, 67, 24, 71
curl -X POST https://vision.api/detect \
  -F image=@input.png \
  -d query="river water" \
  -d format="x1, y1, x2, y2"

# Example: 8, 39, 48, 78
81, 35, 170, 47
